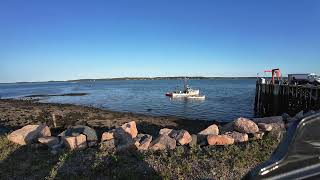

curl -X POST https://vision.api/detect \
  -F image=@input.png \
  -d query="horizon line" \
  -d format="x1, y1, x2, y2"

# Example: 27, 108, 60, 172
0, 76, 260, 84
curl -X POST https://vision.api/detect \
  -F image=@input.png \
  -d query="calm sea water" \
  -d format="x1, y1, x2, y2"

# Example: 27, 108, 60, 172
0, 79, 256, 122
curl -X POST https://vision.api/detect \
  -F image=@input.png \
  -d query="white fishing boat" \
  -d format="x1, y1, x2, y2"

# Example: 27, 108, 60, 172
165, 77, 205, 99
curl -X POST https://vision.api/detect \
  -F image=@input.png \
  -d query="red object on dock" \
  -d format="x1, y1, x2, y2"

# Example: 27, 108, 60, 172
264, 68, 281, 84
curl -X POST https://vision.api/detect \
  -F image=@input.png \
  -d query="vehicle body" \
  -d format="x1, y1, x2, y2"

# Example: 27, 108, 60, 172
288, 73, 320, 85
245, 112, 320, 179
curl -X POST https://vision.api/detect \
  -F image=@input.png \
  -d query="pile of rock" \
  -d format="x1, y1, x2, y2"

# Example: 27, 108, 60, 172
6, 114, 292, 153
7, 124, 99, 154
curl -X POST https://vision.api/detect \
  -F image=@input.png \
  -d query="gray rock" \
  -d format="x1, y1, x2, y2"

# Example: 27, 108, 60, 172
59, 125, 98, 148
198, 124, 219, 136
149, 135, 176, 151
224, 131, 248, 143
38, 136, 60, 148
234, 117, 259, 134
62, 125, 98, 142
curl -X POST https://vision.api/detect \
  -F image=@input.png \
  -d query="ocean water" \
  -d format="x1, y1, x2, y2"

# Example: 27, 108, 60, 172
0, 79, 256, 122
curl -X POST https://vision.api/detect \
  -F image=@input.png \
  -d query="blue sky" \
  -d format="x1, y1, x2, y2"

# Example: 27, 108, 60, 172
0, 0, 319, 82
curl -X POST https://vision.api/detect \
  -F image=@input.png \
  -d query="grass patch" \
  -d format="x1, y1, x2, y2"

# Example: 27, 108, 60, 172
0, 134, 279, 180
0, 135, 20, 161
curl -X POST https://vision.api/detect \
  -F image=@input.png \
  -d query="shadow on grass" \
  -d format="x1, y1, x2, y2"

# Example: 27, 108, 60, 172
0, 139, 60, 180
51, 149, 161, 179
0, 126, 162, 180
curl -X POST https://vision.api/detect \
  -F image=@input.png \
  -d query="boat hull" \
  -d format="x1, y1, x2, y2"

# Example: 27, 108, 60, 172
186, 95, 205, 100
170, 90, 200, 97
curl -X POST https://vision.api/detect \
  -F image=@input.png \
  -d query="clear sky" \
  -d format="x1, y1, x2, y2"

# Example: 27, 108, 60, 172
0, 0, 319, 83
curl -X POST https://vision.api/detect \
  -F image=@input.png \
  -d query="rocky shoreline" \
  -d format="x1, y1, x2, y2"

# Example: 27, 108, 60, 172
0, 99, 312, 179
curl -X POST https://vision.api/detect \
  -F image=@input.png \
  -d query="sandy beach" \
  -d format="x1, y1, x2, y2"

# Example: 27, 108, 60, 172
0, 99, 216, 137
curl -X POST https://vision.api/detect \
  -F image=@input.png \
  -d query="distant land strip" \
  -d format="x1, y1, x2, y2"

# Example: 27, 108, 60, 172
24, 93, 89, 98
1, 76, 259, 84
67, 76, 258, 82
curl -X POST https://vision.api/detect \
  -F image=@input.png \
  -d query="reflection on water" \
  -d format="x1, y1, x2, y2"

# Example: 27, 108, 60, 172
0, 79, 256, 122
169, 97, 205, 103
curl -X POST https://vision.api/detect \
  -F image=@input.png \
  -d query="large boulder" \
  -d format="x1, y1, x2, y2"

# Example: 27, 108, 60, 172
207, 135, 234, 145
134, 134, 153, 150
149, 135, 176, 151
64, 134, 87, 150
8, 124, 51, 145
224, 131, 248, 143
38, 136, 60, 147
60, 125, 97, 147
159, 128, 193, 146
121, 121, 138, 138
234, 117, 259, 134
61, 125, 98, 142
198, 124, 219, 136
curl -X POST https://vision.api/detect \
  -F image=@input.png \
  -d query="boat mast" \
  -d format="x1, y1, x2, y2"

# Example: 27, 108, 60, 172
184, 77, 187, 91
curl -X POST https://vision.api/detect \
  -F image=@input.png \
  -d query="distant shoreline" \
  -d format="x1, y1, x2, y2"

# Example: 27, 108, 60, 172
0, 76, 257, 84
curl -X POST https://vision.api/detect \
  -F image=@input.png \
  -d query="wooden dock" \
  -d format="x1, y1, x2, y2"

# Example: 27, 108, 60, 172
254, 82, 320, 117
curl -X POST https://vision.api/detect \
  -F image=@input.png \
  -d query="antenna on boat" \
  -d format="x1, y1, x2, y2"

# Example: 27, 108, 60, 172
184, 77, 189, 92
